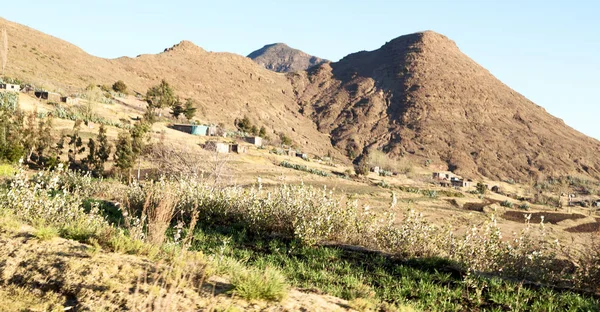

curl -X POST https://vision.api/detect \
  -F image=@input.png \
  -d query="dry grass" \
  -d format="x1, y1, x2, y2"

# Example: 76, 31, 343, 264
0, 16, 340, 158
0, 285, 64, 312
145, 192, 178, 245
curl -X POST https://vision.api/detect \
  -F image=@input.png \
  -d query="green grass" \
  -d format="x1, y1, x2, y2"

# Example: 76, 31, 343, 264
191, 224, 600, 311
33, 225, 59, 241
0, 163, 16, 178
230, 266, 289, 302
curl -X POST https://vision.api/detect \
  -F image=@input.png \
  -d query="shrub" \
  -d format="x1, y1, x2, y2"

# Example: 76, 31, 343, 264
230, 266, 289, 302
501, 200, 514, 208
2, 164, 108, 240
519, 203, 530, 210
279, 161, 330, 177
476, 183, 487, 194
355, 156, 369, 176
0, 91, 18, 111
112, 80, 128, 94
33, 225, 59, 241
279, 133, 292, 146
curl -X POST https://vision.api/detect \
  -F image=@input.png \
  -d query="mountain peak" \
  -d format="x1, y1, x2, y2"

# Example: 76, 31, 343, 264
381, 30, 458, 52
163, 40, 205, 54
291, 31, 600, 181
248, 43, 326, 73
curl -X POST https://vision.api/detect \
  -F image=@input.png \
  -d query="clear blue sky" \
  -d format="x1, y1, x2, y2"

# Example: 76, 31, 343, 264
3, 0, 599, 139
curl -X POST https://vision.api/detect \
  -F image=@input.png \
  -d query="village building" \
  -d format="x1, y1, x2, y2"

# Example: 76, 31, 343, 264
451, 179, 472, 188
0, 83, 21, 92
60, 96, 79, 104
371, 166, 380, 174
229, 144, 247, 154
34, 91, 61, 102
172, 124, 210, 136
246, 136, 263, 147
432, 171, 456, 180
296, 152, 308, 160
433, 171, 472, 188
204, 141, 229, 153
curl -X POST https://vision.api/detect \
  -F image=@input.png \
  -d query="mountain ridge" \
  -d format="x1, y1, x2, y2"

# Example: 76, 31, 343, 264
0, 17, 339, 157
2, 16, 599, 180
248, 43, 326, 73
289, 31, 600, 180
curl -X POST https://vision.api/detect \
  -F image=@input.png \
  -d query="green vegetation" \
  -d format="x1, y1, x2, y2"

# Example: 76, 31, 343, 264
476, 182, 487, 194
192, 225, 599, 311
279, 132, 292, 146
0, 91, 18, 111
41, 103, 130, 129
170, 97, 197, 122
112, 80, 128, 94
33, 225, 59, 241
230, 266, 289, 302
355, 155, 369, 176
183, 97, 197, 121
145, 79, 175, 119
0, 166, 598, 309
279, 160, 330, 177
83, 124, 111, 177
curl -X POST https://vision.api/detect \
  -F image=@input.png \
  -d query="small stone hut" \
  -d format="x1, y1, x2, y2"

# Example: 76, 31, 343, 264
204, 141, 229, 153
172, 124, 209, 136
0, 83, 21, 92
245, 136, 263, 147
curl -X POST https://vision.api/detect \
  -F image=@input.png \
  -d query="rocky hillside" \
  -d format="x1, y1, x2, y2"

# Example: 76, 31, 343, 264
289, 31, 600, 181
248, 43, 326, 73
0, 17, 337, 157
3, 15, 599, 181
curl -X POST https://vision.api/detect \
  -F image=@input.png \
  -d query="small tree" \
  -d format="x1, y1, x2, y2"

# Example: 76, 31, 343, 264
355, 155, 370, 176
170, 97, 184, 120
183, 98, 196, 122
114, 131, 134, 172
258, 126, 267, 138
35, 116, 54, 164
66, 120, 85, 168
112, 80, 128, 94
279, 132, 292, 146
85, 124, 111, 177
130, 121, 150, 157
145, 79, 175, 117
236, 115, 252, 133
0, 104, 25, 163
476, 182, 487, 194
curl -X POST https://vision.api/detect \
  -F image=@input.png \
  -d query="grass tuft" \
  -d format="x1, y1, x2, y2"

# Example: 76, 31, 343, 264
33, 225, 59, 241
230, 266, 289, 302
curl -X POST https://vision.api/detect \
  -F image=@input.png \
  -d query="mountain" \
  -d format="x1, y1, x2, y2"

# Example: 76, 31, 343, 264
248, 43, 326, 73
289, 31, 600, 181
3, 16, 599, 181
0, 17, 337, 157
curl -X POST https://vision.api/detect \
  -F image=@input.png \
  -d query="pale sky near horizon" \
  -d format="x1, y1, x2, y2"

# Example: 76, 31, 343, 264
2, 0, 599, 140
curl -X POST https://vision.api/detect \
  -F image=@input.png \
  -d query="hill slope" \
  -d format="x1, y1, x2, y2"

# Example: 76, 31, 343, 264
0, 17, 337, 156
3, 16, 599, 181
289, 31, 600, 180
248, 43, 326, 73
